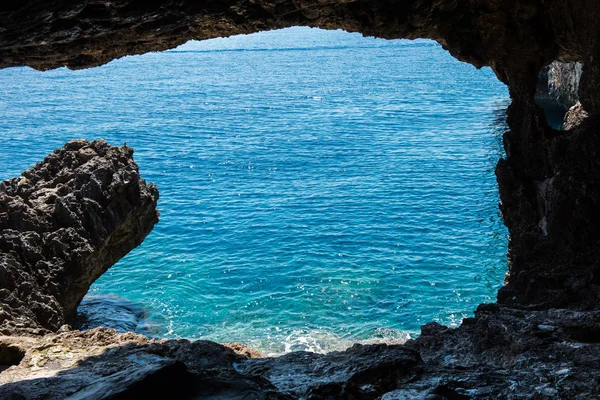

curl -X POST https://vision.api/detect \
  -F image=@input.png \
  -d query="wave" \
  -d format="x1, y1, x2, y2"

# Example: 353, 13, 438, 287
77, 294, 413, 356
275, 327, 413, 356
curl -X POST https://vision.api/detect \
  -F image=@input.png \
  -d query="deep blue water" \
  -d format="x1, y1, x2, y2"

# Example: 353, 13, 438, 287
0, 27, 509, 354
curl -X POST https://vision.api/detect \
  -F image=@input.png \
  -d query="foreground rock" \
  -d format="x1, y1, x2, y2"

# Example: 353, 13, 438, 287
0, 328, 421, 399
1, 306, 599, 399
0, 139, 159, 335
2, 0, 600, 318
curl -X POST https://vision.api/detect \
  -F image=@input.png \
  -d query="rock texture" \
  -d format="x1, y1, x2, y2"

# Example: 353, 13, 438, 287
0, 328, 423, 400
0, 139, 159, 335
0, 307, 599, 399
1, 0, 600, 312
536, 61, 583, 110
0, 329, 288, 400
564, 101, 589, 130
1, 0, 600, 398
0, 0, 589, 76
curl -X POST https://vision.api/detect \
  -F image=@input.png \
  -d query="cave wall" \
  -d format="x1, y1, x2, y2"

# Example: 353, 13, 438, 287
1, 0, 600, 310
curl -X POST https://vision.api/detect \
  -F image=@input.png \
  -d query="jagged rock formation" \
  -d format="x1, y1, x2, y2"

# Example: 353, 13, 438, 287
0, 329, 288, 399
1, 0, 600, 398
0, 306, 599, 398
0, 139, 159, 335
0, 329, 422, 399
564, 101, 589, 130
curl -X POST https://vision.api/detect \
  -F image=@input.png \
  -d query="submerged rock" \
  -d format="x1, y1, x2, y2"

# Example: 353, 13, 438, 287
75, 294, 149, 334
0, 139, 159, 335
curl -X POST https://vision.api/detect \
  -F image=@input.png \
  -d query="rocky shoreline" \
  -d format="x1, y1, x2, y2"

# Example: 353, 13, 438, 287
0, 140, 598, 399
2, 0, 600, 398
2, 308, 598, 399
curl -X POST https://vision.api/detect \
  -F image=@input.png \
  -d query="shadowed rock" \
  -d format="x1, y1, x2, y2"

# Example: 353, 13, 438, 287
2, 0, 600, 312
241, 344, 422, 398
1, 312, 599, 399
0, 329, 423, 400
0, 139, 159, 335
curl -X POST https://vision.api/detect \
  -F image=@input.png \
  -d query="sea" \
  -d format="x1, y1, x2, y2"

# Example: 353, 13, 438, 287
0, 27, 509, 355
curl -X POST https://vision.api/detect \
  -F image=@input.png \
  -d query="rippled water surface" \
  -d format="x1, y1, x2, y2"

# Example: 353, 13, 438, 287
0, 27, 509, 354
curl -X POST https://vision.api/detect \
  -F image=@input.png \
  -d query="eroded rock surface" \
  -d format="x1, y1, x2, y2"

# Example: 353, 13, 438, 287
564, 101, 589, 130
1, 307, 599, 399
240, 344, 422, 398
1, 0, 600, 398
0, 139, 159, 335
0, 328, 422, 400
0, 328, 286, 400
1, 0, 600, 314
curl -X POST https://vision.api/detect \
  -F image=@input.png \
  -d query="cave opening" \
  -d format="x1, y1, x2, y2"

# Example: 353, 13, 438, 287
0, 344, 25, 373
535, 60, 584, 130
0, 27, 509, 354
2, 1, 600, 396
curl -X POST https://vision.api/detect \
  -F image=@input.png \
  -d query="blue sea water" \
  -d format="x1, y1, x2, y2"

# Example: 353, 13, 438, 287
0, 27, 509, 354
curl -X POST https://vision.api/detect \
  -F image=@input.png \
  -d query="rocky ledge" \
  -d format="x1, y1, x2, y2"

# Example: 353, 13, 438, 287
0, 307, 599, 398
0, 143, 598, 399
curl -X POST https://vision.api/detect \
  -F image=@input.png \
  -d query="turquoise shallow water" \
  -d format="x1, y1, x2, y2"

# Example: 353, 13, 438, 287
0, 27, 509, 354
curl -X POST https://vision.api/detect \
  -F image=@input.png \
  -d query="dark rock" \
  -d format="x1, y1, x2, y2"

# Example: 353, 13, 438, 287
240, 344, 422, 398
401, 305, 600, 399
4, 311, 598, 399
0, 329, 421, 400
0, 139, 159, 335
0, 329, 289, 400
0, 0, 583, 78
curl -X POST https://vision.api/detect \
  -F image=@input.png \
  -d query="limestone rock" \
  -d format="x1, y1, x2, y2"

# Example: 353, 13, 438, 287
564, 101, 589, 130
0, 139, 159, 335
